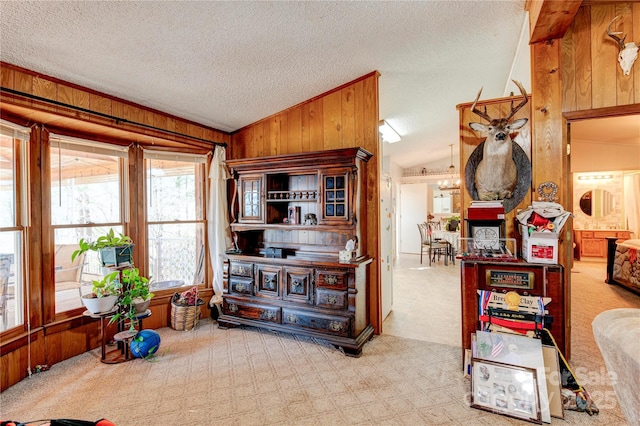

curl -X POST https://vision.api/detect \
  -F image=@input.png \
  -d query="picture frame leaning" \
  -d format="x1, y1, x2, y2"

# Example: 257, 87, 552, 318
471, 358, 542, 424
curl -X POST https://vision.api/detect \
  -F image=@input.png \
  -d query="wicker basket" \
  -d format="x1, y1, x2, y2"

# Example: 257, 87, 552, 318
170, 293, 205, 331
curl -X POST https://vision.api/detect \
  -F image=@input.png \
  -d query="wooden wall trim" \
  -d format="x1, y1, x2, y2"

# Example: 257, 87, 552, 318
0, 328, 44, 355
564, 102, 640, 120
1, 62, 230, 151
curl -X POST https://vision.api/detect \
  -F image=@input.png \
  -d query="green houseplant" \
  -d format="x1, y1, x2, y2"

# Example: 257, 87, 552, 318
71, 228, 134, 267
111, 267, 154, 330
81, 271, 121, 314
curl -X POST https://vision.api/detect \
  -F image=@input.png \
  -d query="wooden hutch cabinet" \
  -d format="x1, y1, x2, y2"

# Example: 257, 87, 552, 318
220, 147, 374, 356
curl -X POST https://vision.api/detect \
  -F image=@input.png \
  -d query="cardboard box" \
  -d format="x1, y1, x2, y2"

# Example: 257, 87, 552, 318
521, 226, 558, 264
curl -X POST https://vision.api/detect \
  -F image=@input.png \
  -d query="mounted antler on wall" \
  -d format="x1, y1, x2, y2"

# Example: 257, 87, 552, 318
468, 80, 528, 201
607, 15, 640, 76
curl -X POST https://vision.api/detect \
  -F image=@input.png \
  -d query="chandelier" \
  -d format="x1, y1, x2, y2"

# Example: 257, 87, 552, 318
438, 144, 460, 192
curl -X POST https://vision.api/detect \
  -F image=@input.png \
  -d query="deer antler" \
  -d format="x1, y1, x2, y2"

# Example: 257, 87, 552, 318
471, 87, 493, 122
505, 80, 528, 121
607, 15, 627, 49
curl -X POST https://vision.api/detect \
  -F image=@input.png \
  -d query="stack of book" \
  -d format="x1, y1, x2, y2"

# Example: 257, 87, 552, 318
467, 200, 505, 221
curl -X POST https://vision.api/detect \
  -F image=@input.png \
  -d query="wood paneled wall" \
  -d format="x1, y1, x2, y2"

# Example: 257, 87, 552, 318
1, 62, 230, 151
562, 2, 640, 112
229, 71, 382, 333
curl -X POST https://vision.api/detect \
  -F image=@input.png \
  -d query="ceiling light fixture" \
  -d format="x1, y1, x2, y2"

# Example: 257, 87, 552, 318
379, 120, 401, 143
439, 143, 460, 192
577, 174, 613, 181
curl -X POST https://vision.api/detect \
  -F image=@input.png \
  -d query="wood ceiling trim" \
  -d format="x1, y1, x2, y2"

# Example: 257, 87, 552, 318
527, 0, 583, 43
1, 92, 220, 154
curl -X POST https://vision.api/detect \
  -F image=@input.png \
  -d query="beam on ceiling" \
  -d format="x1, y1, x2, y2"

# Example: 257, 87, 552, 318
526, 0, 583, 43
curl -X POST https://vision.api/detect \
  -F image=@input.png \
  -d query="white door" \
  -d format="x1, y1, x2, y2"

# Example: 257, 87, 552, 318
380, 174, 393, 320
400, 183, 428, 254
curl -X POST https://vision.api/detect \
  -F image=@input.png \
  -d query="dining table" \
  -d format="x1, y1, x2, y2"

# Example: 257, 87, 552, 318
432, 230, 461, 260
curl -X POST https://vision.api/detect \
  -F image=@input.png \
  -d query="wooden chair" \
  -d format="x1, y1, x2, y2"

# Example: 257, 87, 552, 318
417, 223, 449, 265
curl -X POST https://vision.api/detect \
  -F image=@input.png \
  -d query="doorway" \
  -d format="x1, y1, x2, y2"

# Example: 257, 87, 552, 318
399, 182, 428, 254
569, 113, 640, 251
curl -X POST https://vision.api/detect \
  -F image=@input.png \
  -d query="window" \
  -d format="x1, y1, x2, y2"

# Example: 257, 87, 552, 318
0, 121, 30, 333
145, 151, 207, 287
50, 135, 129, 314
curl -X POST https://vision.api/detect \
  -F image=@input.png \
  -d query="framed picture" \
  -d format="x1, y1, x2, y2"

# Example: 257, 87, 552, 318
471, 358, 542, 424
542, 345, 564, 419
288, 206, 300, 224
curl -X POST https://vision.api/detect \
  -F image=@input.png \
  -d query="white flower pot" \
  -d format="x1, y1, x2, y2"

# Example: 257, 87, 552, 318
133, 297, 151, 314
82, 294, 119, 314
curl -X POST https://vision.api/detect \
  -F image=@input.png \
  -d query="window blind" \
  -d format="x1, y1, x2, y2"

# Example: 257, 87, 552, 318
49, 134, 129, 158
0, 120, 31, 140
143, 149, 207, 164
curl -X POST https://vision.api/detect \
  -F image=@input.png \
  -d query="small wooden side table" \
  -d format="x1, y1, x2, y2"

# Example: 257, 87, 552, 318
84, 308, 151, 364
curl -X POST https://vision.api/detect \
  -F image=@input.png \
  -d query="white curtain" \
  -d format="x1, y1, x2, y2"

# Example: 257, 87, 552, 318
208, 146, 232, 297
623, 172, 640, 239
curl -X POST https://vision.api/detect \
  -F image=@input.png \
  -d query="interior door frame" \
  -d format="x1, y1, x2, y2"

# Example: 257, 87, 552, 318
564, 104, 640, 221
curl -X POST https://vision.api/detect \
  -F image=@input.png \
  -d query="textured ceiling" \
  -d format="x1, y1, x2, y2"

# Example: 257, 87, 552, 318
0, 1, 532, 169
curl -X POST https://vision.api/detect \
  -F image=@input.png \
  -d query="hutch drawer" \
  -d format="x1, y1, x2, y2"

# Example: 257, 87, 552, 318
230, 261, 254, 278
229, 277, 254, 295
282, 309, 350, 337
223, 298, 281, 324
315, 288, 348, 310
315, 269, 348, 290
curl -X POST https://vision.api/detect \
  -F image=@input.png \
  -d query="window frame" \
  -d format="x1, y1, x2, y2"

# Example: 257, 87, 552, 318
142, 149, 209, 288
48, 133, 130, 320
0, 120, 30, 337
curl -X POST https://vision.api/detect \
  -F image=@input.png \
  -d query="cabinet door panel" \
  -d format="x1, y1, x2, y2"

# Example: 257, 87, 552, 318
238, 175, 264, 223
255, 264, 281, 299
582, 238, 605, 257
283, 266, 313, 304
319, 169, 351, 224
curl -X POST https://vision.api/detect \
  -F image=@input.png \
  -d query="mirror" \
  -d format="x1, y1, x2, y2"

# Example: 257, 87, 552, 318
579, 189, 615, 218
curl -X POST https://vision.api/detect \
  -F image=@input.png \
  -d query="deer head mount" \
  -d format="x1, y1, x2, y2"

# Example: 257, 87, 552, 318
468, 80, 528, 201
607, 15, 640, 76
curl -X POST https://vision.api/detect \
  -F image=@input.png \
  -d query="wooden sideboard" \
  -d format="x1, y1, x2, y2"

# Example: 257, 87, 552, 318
218, 147, 374, 356
461, 260, 568, 360
574, 229, 632, 259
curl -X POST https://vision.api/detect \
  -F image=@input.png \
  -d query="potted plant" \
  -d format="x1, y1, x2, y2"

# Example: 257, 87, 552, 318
71, 228, 134, 267
81, 271, 121, 314
447, 215, 460, 232
111, 267, 154, 330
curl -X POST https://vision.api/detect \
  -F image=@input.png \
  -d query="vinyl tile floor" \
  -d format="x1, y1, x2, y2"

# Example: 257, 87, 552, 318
382, 253, 462, 346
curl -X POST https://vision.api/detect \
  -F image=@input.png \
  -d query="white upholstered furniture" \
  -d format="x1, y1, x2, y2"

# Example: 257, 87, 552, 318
592, 308, 640, 426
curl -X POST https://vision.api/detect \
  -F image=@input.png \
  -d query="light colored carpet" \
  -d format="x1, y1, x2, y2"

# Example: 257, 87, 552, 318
0, 257, 637, 425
